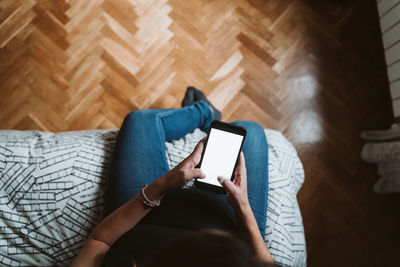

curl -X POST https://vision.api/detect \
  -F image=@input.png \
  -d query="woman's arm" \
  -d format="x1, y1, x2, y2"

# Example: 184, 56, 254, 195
71, 140, 205, 267
218, 152, 274, 264
70, 179, 165, 267
235, 202, 274, 263
69, 195, 152, 267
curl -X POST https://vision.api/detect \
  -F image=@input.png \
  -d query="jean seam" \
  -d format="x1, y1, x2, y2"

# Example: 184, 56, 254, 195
188, 100, 212, 130
156, 109, 183, 171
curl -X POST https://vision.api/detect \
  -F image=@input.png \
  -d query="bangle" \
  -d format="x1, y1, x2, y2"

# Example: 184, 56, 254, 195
139, 185, 160, 209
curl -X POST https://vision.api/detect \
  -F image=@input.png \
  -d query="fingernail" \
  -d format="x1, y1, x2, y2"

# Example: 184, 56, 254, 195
217, 176, 225, 184
200, 170, 206, 178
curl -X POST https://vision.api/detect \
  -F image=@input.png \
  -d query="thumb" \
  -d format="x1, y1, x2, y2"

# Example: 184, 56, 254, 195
185, 139, 205, 167
218, 176, 235, 193
190, 168, 206, 179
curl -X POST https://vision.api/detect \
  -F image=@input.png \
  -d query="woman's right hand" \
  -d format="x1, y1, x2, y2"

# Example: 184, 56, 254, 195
164, 138, 206, 189
217, 152, 250, 211
145, 139, 206, 202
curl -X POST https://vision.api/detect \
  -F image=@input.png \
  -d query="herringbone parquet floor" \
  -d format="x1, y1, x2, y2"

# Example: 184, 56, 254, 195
1, 0, 399, 266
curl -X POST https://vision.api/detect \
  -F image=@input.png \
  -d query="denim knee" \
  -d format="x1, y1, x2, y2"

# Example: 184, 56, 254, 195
124, 110, 156, 125
233, 121, 265, 139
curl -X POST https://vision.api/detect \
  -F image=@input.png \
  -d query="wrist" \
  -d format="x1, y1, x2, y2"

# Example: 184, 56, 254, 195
236, 202, 252, 218
145, 175, 168, 202
235, 202, 258, 229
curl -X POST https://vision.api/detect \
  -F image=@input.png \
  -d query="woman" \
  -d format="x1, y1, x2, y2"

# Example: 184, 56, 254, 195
71, 87, 275, 267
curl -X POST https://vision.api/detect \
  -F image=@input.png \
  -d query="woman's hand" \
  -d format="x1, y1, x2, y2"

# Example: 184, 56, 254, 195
145, 139, 205, 203
217, 152, 250, 211
164, 139, 206, 189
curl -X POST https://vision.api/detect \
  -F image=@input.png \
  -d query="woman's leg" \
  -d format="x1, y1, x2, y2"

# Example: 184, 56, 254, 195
232, 121, 269, 237
104, 100, 214, 216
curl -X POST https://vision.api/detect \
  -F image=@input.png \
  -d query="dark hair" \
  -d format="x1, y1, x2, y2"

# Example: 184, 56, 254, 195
143, 229, 271, 267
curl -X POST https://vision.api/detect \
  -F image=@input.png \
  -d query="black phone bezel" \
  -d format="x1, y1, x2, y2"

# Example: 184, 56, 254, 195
194, 120, 247, 194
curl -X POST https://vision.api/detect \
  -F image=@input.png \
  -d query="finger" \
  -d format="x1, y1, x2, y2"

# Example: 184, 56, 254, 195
234, 152, 245, 176
234, 152, 243, 175
186, 139, 205, 167
190, 168, 205, 179
233, 175, 241, 186
238, 152, 246, 174
218, 176, 236, 193
239, 152, 248, 187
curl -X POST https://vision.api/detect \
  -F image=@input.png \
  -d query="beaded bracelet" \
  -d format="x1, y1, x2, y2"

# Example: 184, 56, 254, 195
139, 185, 160, 209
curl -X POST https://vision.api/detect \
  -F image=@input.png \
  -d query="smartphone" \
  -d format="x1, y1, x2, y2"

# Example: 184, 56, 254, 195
195, 120, 246, 193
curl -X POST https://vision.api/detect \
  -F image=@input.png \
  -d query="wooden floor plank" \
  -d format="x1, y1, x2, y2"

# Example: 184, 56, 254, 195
0, 0, 398, 266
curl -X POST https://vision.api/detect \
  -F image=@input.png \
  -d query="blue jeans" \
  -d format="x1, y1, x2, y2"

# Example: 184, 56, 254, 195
104, 100, 269, 236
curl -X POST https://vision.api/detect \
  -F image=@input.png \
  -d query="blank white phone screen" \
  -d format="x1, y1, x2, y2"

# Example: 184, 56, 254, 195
200, 128, 244, 187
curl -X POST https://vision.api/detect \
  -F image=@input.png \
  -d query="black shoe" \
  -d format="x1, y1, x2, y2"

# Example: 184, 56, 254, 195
183, 86, 222, 120
181, 87, 195, 107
